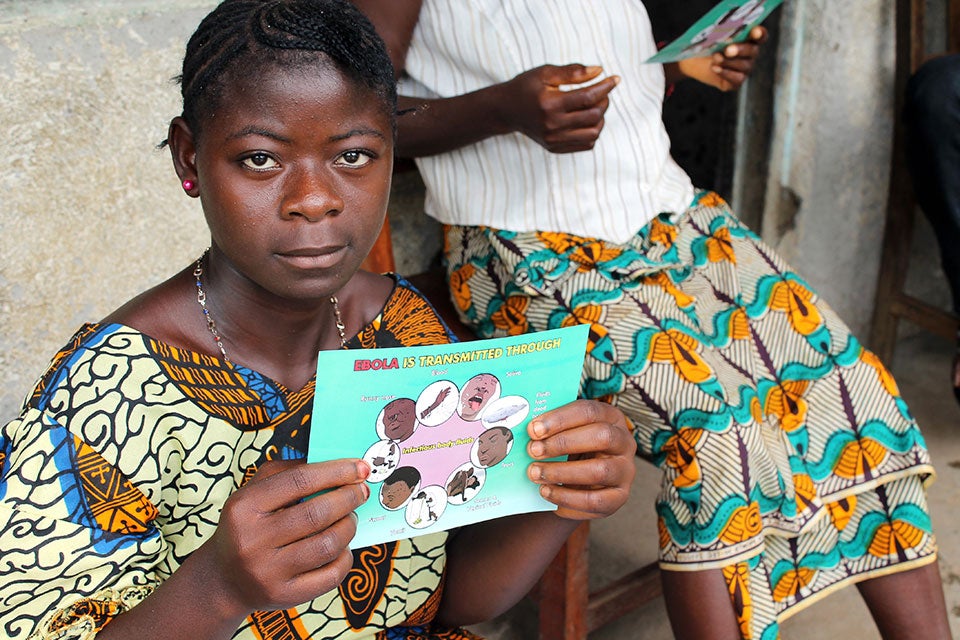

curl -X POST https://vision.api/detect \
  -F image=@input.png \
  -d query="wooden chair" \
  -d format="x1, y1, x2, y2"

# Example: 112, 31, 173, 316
361, 198, 662, 640
870, 0, 960, 360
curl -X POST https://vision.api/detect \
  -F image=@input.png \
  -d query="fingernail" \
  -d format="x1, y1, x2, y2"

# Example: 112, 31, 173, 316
528, 464, 544, 481
612, 75, 621, 86
540, 485, 552, 500
727, 45, 738, 56
530, 420, 546, 438
357, 460, 370, 479
360, 483, 370, 500
529, 441, 545, 458
585, 65, 602, 75
712, 66, 723, 74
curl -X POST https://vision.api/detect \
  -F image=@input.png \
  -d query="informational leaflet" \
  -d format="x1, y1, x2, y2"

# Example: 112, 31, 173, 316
646, 0, 785, 63
308, 324, 590, 549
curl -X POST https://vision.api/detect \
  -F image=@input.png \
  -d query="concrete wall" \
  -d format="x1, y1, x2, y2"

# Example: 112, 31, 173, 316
734, 0, 953, 343
756, 0, 898, 338
1, 1, 213, 417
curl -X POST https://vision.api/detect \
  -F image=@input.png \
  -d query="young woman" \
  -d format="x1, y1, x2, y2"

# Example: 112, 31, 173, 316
0, 2, 637, 639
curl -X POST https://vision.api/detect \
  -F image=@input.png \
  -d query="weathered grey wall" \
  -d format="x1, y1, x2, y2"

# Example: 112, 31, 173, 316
0, 1, 438, 418
1, 1, 214, 417
752, 0, 950, 339
758, 0, 896, 338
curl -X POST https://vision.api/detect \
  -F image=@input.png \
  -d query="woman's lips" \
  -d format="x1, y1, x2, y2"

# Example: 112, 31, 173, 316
277, 246, 346, 269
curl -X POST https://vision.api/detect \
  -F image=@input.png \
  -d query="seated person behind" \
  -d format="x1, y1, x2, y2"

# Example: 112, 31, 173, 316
352, 2, 951, 638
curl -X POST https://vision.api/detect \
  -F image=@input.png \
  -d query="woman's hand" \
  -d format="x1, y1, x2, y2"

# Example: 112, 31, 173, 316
526, 399, 636, 520
200, 458, 370, 617
675, 26, 768, 91
498, 64, 620, 153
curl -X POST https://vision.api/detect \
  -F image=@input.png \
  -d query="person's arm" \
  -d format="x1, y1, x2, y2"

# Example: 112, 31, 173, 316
349, 0, 423, 77
434, 400, 637, 626
349, 0, 619, 158
665, 26, 769, 91
395, 66, 619, 158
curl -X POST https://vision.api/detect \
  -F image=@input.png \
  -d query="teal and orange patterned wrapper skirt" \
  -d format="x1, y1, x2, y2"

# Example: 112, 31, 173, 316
441, 192, 938, 640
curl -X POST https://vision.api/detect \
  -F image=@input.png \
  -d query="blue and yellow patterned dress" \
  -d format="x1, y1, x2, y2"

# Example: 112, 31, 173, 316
0, 278, 479, 640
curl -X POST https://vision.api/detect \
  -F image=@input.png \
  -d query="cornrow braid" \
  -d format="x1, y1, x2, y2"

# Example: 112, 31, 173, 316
178, 0, 396, 138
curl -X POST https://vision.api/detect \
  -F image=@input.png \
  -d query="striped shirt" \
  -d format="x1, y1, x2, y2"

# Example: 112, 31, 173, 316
402, 0, 695, 243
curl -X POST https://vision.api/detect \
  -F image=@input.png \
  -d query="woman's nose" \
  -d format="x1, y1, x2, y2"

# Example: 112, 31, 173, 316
281, 164, 344, 221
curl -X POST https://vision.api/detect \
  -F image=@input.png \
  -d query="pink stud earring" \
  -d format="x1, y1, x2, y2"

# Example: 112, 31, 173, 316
182, 179, 195, 191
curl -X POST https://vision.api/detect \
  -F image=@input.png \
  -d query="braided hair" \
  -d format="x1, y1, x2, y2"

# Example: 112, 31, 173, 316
177, 0, 396, 138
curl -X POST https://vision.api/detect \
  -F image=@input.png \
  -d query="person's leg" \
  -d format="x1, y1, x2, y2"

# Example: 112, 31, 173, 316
855, 561, 951, 639
645, 201, 946, 638
442, 207, 946, 639
443, 213, 776, 637
661, 569, 742, 640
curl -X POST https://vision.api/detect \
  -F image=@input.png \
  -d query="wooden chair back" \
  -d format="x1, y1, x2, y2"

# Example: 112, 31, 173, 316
360, 218, 396, 275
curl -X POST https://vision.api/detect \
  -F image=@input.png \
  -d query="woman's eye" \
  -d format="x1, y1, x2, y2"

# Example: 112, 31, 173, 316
338, 150, 373, 167
242, 153, 278, 170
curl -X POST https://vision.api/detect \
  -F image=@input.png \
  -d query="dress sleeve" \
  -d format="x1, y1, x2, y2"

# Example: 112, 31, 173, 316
372, 279, 458, 348
1, 407, 166, 640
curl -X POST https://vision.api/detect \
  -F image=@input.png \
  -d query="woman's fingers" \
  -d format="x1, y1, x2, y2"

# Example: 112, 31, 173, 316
524, 399, 636, 519
528, 455, 632, 488
530, 399, 628, 440
271, 482, 369, 545
543, 483, 631, 520
528, 421, 633, 460
216, 459, 369, 565
245, 528, 357, 610
245, 458, 369, 512
208, 460, 370, 612
282, 547, 357, 606
276, 509, 360, 577
527, 405, 634, 460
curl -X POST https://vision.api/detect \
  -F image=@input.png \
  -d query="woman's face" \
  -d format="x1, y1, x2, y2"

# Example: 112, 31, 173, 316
184, 58, 394, 303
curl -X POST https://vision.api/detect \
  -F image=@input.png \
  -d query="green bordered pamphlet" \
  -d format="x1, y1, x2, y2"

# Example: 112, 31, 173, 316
308, 324, 590, 549
647, 0, 785, 64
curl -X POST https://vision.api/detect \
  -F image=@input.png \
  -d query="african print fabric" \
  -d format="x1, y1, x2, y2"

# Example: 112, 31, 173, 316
0, 277, 478, 640
443, 192, 938, 640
